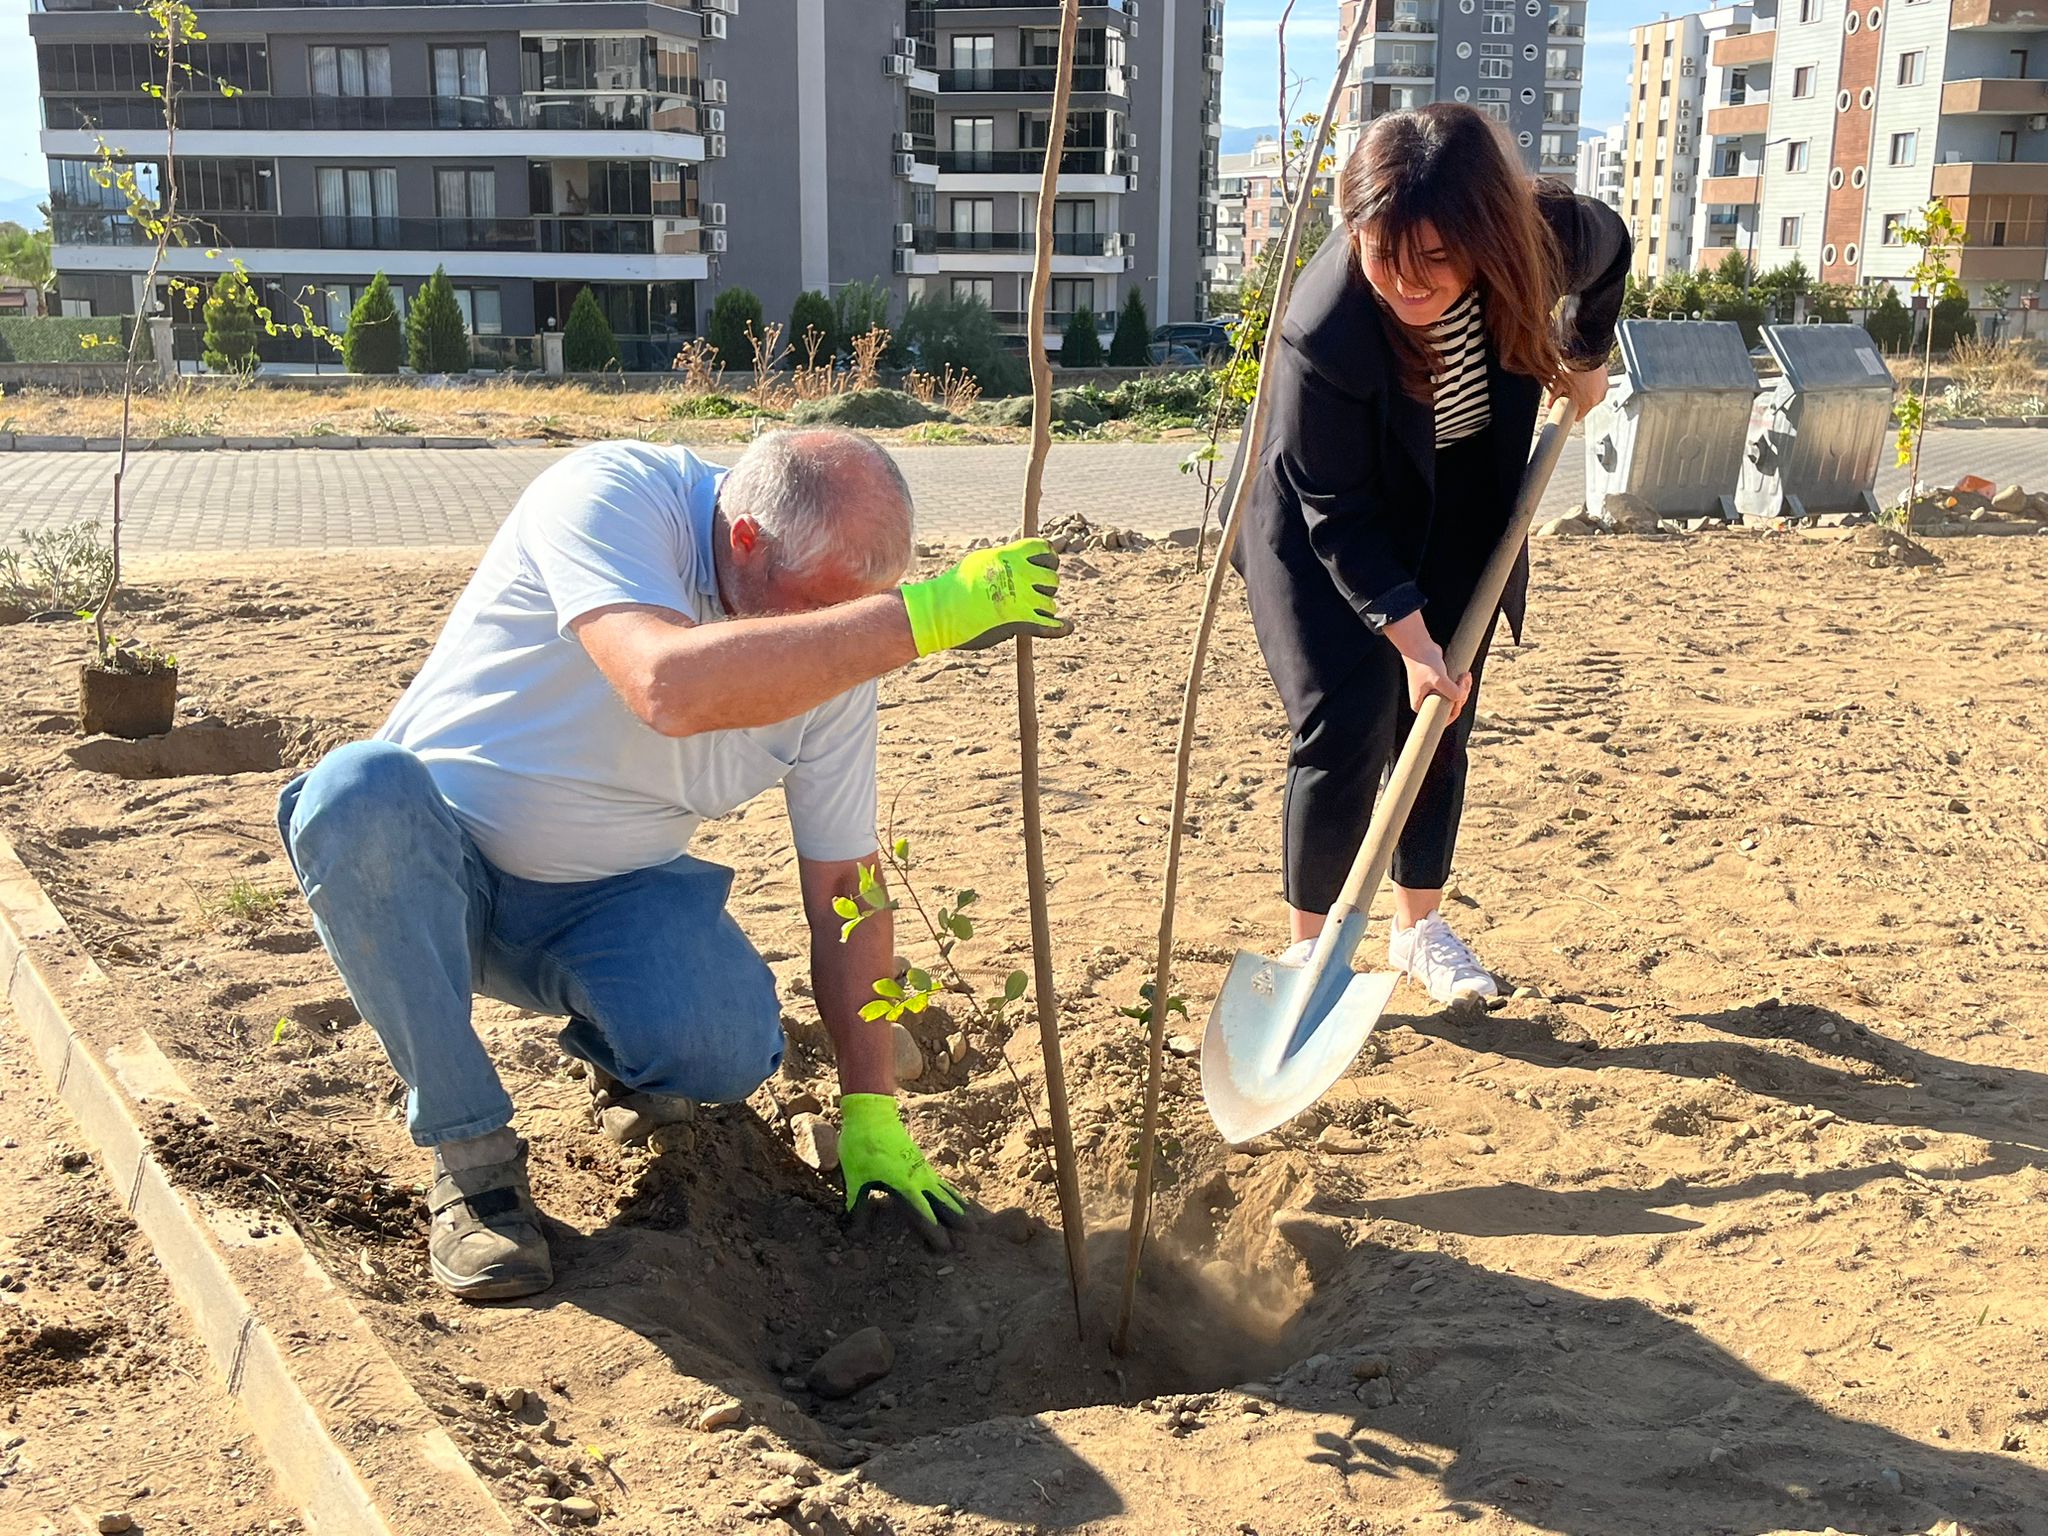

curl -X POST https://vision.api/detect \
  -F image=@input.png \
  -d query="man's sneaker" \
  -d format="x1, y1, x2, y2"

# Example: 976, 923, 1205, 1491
585, 1065, 697, 1149
1388, 911, 1500, 1006
426, 1132, 552, 1301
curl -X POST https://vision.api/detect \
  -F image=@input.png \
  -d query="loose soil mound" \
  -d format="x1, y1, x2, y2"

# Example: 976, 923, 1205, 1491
2, 538, 2046, 1534
1844, 525, 1944, 569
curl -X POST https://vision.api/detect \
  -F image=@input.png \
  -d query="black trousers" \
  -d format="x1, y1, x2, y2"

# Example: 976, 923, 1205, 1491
1282, 427, 1504, 912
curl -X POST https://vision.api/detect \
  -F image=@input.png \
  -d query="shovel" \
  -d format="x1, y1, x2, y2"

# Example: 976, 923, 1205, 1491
1201, 396, 1577, 1144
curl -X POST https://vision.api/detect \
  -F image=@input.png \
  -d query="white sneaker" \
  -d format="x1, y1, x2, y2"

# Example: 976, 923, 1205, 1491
1388, 912, 1499, 1005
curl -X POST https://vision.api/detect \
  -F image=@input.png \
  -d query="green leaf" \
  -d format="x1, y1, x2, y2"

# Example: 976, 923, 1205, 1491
948, 914, 974, 942
955, 889, 977, 909
892, 837, 910, 863
839, 916, 863, 943
271, 1017, 291, 1045
904, 991, 930, 1014
832, 896, 859, 920
1004, 969, 1028, 1002
905, 968, 932, 994
873, 977, 903, 999
858, 999, 892, 1022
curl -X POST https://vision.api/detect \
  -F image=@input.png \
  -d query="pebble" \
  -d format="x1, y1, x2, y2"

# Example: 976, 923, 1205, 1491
1895, 1132, 1926, 1150
754, 1478, 804, 1513
945, 1031, 968, 1066
1409, 1277, 1435, 1294
558, 1495, 601, 1523
493, 1385, 527, 1413
808, 1326, 895, 1399
890, 1023, 924, 1084
98, 1515, 133, 1535
1350, 1355, 1390, 1381
1166, 1034, 1200, 1058
1457, 1134, 1495, 1155
522, 1496, 561, 1517
1357, 1377, 1395, 1409
1317, 1125, 1369, 1155
1879, 1467, 1903, 1495
455, 1375, 486, 1397
789, 1113, 841, 1173
696, 1398, 745, 1431
758, 1451, 820, 1485
783, 1089, 825, 1118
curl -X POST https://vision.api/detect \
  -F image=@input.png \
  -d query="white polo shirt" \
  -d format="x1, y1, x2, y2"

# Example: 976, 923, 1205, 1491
379, 441, 879, 882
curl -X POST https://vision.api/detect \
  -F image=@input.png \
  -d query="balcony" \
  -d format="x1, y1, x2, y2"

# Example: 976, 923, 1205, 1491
1547, 66, 1585, 80
1374, 1, 1441, 35
1706, 101, 1771, 135
1547, 21, 1586, 35
43, 92, 703, 135
1941, 77, 2048, 115
1956, 245, 2048, 281
934, 147, 1130, 174
1950, 0, 2048, 27
935, 67, 1124, 94
1546, 109, 1581, 125
51, 210, 696, 256
1933, 161, 2048, 196
1702, 174, 1761, 203
932, 0, 1131, 10
931, 230, 1125, 255
1711, 30, 1777, 68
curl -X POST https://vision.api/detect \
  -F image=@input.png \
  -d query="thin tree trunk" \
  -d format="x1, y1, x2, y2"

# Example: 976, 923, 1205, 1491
1112, 4, 1370, 1356
1016, 0, 1088, 1335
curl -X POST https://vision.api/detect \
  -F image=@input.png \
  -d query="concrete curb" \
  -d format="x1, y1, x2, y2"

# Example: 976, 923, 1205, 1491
0, 828, 515, 1536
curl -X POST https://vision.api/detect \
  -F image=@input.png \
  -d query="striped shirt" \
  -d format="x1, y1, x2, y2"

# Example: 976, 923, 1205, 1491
1428, 289, 1490, 448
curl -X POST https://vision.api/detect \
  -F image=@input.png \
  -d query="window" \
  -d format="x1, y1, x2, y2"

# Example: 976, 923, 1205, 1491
1481, 58, 1514, 77
1990, 218, 2008, 246
951, 277, 995, 307
521, 36, 653, 93
1781, 215, 1801, 244
1897, 51, 1924, 86
320, 282, 402, 334
912, 185, 935, 227
431, 46, 489, 127
1050, 278, 1093, 317
1882, 213, 1905, 244
950, 116, 993, 153
1481, 41, 1512, 54
908, 94, 936, 146
1889, 131, 1917, 165
1053, 198, 1097, 236
453, 288, 502, 336
950, 34, 994, 72
311, 45, 392, 97
1798, 0, 1817, 18
314, 166, 398, 248
37, 40, 268, 96
1998, 130, 2019, 161
1786, 140, 1810, 172
1478, 85, 1511, 101
174, 158, 274, 213
1792, 65, 1815, 97
949, 196, 993, 236
435, 168, 496, 221
2012, 48, 2031, 77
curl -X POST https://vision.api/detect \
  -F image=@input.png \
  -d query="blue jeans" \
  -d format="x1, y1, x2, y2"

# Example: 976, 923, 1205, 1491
276, 740, 784, 1147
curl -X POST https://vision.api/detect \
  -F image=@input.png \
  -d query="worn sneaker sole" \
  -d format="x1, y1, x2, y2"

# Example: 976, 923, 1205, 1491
428, 1250, 554, 1302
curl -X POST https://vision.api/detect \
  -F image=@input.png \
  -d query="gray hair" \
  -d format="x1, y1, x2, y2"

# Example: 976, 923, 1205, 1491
719, 428, 915, 585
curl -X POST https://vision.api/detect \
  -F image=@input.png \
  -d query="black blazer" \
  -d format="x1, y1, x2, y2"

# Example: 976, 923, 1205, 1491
1234, 183, 1632, 733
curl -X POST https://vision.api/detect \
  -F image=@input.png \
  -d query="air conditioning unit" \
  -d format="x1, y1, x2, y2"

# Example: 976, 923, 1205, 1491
709, 229, 728, 253
707, 0, 737, 11
885, 54, 912, 78
895, 222, 916, 245
706, 12, 727, 40
705, 107, 726, 132
895, 131, 915, 151
1125, 0, 1138, 16
1122, 254, 1135, 271
892, 247, 914, 274
1128, 154, 1141, 174
706, 78, 728, 104
2030, 113, 2048, 131
703, 201, 726, 226
1128, 130, 1139, 148
897, 37, 918, 59
708, 133, 727, 158
894, 153, 916, 176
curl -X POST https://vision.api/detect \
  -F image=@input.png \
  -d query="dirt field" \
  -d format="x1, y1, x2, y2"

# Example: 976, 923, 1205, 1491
2, 527, 2046, 1535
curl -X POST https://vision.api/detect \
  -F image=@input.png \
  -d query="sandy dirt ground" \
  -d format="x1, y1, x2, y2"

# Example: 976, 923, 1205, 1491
1, 526, 2046, 1536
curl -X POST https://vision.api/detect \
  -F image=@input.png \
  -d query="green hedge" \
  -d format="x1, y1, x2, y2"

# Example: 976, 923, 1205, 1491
0, 316, 133, 364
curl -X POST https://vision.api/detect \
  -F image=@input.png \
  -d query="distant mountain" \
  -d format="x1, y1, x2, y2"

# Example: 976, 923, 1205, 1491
0, 178, 47, 232
1220, 124, 1279, 156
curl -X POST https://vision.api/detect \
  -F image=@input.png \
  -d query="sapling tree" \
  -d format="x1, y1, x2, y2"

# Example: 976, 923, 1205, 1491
1891, 199, 1967, 526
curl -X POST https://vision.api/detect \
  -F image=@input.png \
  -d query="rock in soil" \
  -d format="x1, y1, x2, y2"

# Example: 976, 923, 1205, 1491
1537, 513, 1599, 537
558, 1494, 601, 1523
98, 1515, 133, 1535
789, 1112, 840, 1173
807, 1326, 894, 1399
890, 1023, 924, 1084
695, 1398, 745, 1431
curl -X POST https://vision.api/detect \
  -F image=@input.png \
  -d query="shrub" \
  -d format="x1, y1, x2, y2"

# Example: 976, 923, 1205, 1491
1810, 283, 1854, 324
978, 387, 1111, 429
1863, 286, 1913, 352
787, 389, 937, 429
1707, 293, 1766, 347
832, 279, 900, 364
897, 290, 1027, 396
707, 287, 764, 370
563, 286, 618, 371
0, 316, 129, 363
788, 289, 835, 361
1108, 369, 1216, 423
406, 265, 471, 374
1930, 292, 1976, 352
1109, 289, 1151, 366
0, 521, 113, 616
665, 391, 750, 419
1060, 306, 1104, 368
342, 272, 402, 375
201, 270, 260, 374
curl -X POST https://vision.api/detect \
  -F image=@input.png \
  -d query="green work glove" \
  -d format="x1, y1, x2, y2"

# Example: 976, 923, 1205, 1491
900, 538, 1066, 657
838, 1093, 975, 1251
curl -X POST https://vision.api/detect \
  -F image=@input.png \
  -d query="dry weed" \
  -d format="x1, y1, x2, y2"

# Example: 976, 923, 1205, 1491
670, 337, 724, 395
850, 327, 889, 393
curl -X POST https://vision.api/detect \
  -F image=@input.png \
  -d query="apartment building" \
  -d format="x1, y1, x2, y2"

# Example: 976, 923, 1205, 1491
1622, 10, 1724, 279
1698, 0, 2046, 300
1575, 124, 1625, 210
1333, 0, 1588, 178
32, 0, 1223, 365
1210, 133, 1335, 288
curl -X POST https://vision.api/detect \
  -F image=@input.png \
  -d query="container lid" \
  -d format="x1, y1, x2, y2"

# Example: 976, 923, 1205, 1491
1615, 319, 1760, 394
1762, 323, 1897, 393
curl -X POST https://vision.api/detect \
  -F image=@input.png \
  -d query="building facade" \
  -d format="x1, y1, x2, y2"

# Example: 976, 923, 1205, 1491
1574, 124, 1625, 210
1710, 0, 2046, 301
32, 0, 1223, 365
1623, 11, 1709, 280
1211, 133, 1334, 290
1333, 0, 1587, 178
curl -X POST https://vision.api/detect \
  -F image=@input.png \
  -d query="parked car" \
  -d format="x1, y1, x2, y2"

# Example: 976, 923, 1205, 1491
1151, 321, 1232, 362
1147, 341, 1206, 367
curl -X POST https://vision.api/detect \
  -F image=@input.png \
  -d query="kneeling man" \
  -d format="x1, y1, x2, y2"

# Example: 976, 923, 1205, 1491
277, 430, 1064, 1300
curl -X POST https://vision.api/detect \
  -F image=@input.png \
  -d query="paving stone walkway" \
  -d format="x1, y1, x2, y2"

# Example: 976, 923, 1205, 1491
0, 429, 2038, 553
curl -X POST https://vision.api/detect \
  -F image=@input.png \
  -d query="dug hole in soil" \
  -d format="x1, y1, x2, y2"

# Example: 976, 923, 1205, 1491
3, 533, 2048, 1535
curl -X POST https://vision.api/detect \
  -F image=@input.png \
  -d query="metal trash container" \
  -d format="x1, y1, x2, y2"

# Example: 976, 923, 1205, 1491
1584, 319, 1759, 523
1736, 323, 1896, 524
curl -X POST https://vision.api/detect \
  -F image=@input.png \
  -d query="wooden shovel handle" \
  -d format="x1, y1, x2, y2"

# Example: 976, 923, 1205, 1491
1324, 396, 1576, 928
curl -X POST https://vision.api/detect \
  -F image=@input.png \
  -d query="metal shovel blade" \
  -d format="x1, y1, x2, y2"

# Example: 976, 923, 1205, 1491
1200, 943, 1401, 1144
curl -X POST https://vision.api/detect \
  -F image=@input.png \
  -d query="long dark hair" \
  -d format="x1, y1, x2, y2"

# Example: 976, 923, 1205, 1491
1337, 104, 1564, 400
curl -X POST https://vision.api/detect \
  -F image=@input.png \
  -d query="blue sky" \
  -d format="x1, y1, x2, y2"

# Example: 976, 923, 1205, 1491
0, 0, 1658, 216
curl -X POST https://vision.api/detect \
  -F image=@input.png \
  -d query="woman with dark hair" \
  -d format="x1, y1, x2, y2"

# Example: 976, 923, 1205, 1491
1236, 104, 1631, 1005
